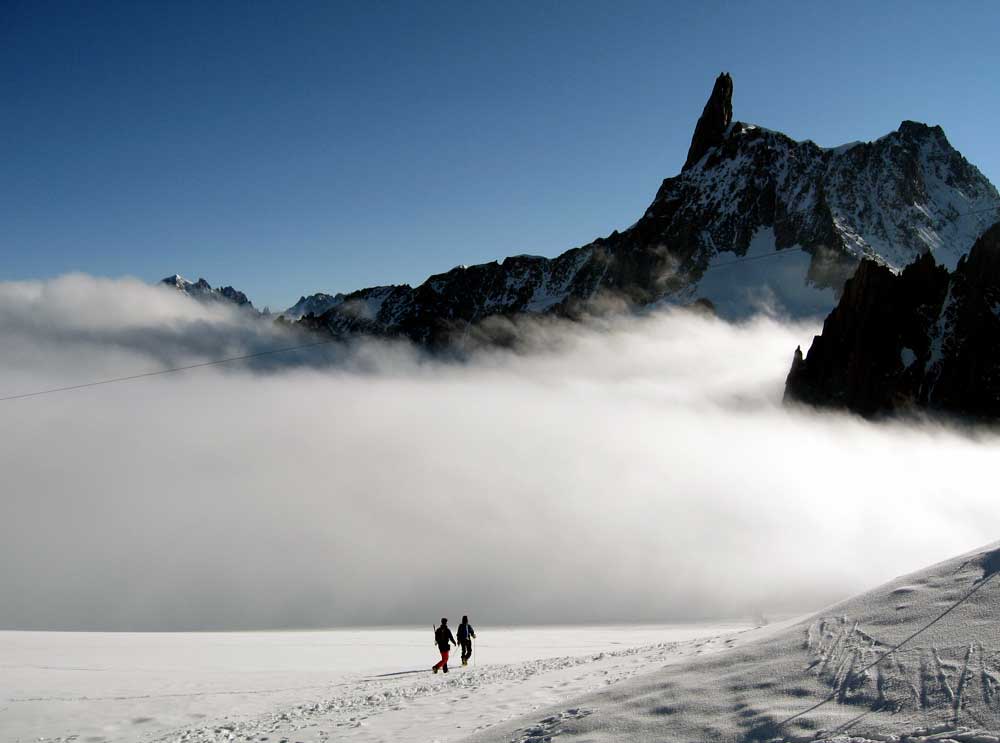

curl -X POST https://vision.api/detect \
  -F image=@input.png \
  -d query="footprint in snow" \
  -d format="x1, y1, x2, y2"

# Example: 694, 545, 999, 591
513, 707, 594, 743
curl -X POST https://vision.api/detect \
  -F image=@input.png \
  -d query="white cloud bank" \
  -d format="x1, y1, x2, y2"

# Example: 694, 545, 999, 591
1, 275, 997, 629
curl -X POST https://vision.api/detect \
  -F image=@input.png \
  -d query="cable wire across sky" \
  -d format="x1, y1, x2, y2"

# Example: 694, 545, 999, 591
0, 338, 340, 403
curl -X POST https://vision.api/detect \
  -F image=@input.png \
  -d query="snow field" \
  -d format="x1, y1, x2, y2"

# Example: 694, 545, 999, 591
0, 623, 750, 743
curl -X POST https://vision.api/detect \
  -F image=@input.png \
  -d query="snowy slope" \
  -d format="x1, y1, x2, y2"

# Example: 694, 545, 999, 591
465, 543, 1000, 743
677, 227, 835, 318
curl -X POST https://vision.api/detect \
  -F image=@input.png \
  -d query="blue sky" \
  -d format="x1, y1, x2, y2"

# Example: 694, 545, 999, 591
3, 0, 998, 310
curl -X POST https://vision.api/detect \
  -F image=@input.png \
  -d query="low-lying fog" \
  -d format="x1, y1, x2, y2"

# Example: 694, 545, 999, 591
1, 274, 996, 630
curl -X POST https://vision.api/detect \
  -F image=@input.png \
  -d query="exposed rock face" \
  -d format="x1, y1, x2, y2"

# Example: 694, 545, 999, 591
683, 72, 733, 171
785, 222, 1000, 419
161, 275, 253, 309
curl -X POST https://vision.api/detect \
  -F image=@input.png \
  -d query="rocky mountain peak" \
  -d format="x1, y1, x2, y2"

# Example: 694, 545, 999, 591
166, 77, 999, 347
896, 119, 945, 140
162, 274, 191, 289
683, 72, 733, 171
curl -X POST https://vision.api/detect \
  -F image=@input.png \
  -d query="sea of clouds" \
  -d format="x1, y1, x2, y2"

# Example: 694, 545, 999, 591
1, 274, 997, 630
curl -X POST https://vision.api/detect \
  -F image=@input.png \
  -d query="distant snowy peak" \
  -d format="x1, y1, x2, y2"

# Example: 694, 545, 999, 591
282, 293, 344, 321
162, 273, 199, 291
281, 286, 402, 322
161, 274, 254, 309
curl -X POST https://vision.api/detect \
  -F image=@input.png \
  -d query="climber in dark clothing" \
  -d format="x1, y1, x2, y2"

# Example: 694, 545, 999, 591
432, 618, 456, 673
456, 615, 476, 666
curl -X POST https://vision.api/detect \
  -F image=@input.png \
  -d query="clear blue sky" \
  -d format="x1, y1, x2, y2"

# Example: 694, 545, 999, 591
3, 0, 998, 310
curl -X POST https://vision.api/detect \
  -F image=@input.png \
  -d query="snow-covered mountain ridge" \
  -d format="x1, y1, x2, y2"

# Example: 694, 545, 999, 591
167, 73, 1000, 346
161, 274, 254, 309
283, 292, 342, 320
288, 73, 997, 346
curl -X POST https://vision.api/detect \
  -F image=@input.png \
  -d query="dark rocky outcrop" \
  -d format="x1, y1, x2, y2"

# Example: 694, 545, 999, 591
683, 72, 733, 171
785, 222, 1000, 419
216, 285, 252, 307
